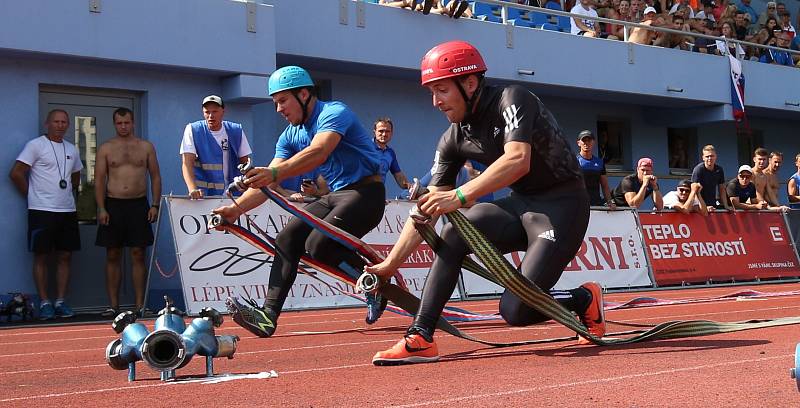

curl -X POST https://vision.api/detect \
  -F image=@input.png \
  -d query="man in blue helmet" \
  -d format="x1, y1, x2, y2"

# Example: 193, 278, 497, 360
213, 66, 388, 337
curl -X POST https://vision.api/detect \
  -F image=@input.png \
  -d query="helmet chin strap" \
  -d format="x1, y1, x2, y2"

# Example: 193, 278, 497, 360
291, 89, 310, 125
454, 75, 484, 123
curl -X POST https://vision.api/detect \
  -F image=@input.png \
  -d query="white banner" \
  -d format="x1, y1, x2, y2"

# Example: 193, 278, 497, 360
460, 209, 653, 296
167, 197, 455, 315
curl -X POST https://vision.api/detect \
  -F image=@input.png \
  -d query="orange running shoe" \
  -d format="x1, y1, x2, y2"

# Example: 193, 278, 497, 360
372, 334, 439, 366
578, 282, 606, 340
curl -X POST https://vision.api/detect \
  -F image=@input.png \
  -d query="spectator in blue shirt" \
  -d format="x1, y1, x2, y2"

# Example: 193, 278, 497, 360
373, 117, 411, 192
759, 32, 795, 65
737, 0, 758, 23
576, 130, 615, 209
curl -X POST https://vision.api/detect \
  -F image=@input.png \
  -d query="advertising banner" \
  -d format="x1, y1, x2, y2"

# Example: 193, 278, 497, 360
460, 209, 652, 296
167, 197, 453, 315
639, 211, 800, 285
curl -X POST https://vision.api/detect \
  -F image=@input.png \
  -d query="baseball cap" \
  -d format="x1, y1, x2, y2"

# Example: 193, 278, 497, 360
637, 157, 654, 168
738, 164, 753, 175
677, 179, 692, 189
202, 95, 224, 108
578, 130, 594, 140
644, 6, 657, 14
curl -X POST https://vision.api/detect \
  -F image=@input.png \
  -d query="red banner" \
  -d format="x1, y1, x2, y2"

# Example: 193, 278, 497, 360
640, 211, 800, 285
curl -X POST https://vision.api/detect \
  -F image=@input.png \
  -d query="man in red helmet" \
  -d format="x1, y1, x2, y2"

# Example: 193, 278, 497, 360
366, 40, 605, 365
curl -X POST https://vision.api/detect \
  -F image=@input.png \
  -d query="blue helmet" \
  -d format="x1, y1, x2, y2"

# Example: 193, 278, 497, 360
268, 66, 314, 96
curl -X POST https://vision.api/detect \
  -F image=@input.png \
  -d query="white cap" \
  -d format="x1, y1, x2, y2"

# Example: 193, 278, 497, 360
644, 6, 657, 14
202, 95, 224, 108
738, 165, 753, 175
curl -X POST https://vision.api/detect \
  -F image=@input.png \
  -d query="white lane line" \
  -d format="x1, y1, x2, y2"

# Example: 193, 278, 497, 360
0, 352, 790, 404
391, 354, 793, 408
1, 304, 797, 358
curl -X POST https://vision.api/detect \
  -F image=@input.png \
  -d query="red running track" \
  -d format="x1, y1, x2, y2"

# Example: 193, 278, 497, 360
1, 283, 799, 407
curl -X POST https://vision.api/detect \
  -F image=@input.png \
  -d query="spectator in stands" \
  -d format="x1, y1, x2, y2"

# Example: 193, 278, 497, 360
726, 165, 766, 210
434, 0, 472, 18
733, 11, 751, 40
692, 4, 717, 34
777, 2, 788, 18
715, 22, 746, 58
737, 0, 757, 23
379, 0, 420, 10
691, 144, 731, 210
753, 16, 780, 46
657, 13, 694, 49
576, 130, 615, 208
712, 0, 729, 21
571, 0, 620, 39
628, 7, 661, 44
764, 151, 791, 211
663, 179, 709, 215
756, 2, 779, 29
9, 109, 83, 320
94, 108, 161, 318
720, 4, 739, 24
180, 95, 252, 199
630, 0, 644, 22
669, 0, 696, 18
760, 31, 794, 65
752, 147, 770, 202
611, 157, 664, 210
780, 11, 796, 40
787, 153, 800, 209
608, 0, 633, 39
373, 117, 411, 191
693, 19, 721, 53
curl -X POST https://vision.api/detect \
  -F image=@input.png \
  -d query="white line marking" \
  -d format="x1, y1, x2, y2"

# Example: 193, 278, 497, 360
391, 354, 793, 407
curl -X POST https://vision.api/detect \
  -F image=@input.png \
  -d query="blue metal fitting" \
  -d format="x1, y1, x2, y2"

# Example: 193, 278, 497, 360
105, 296, 239, 382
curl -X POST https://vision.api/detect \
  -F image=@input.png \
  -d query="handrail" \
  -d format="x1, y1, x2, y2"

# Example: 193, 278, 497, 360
473, 0, 800, 57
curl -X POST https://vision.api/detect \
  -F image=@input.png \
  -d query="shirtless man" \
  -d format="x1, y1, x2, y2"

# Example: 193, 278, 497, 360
752, 147, 770, 204
628, 7, 660, 44
94, 108, 162, 317
764, 151, 790, 211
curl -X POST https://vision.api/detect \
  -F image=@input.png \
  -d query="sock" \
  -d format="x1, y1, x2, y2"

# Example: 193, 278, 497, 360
40, 299, 52, 306
55, 298, 64, 307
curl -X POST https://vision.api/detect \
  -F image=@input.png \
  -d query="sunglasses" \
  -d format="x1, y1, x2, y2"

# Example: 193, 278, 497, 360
738, 174, 752, 178
677, 188, 690, 193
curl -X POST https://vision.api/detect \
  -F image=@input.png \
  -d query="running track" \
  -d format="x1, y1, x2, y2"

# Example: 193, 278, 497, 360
2, 283, 799, 407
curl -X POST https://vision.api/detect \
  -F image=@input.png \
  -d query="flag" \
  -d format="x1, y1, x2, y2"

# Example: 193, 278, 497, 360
728, 53, 746, 122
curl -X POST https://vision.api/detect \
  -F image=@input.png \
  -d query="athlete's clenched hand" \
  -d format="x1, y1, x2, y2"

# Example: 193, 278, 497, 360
418, 189, 464, 217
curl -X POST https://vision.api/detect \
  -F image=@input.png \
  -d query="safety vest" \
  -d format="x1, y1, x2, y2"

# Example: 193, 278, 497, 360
190, 120, 242, 196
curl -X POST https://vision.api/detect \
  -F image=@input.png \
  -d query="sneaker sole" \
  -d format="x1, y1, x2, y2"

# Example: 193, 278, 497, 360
228, 302, 274, 338
372, 355, 440, 366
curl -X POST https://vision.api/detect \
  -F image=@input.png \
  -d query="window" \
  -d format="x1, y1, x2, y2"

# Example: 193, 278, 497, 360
596, 119, 630, 171
736, 128, 764, 167
74, 116, 98, 222
667, 127, 697, 175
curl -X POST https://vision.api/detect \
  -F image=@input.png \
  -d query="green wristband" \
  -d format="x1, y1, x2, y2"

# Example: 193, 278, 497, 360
270, 166, 278, 180
455, 188, 467, 205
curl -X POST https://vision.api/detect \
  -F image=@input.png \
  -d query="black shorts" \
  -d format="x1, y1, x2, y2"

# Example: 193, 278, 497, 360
95, 197, 154, 248
28, 210, 81, 253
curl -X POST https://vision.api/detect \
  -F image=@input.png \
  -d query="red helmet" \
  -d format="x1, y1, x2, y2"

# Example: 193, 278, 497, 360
420, 41, 487, 86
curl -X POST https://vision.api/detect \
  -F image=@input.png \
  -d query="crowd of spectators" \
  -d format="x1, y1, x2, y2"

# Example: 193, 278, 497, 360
577, 132, 798, 214
372, 0, 800, 66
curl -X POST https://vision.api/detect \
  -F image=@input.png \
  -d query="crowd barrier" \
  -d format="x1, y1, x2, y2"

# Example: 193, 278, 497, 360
158, 197, 800, 314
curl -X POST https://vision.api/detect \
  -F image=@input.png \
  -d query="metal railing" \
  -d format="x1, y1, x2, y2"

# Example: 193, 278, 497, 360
471, 0, 800, 58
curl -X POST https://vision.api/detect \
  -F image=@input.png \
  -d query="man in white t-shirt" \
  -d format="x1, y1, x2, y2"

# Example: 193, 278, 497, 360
571, 0, 619, 39
662, 178, 709, 215
180, 95, 252, 199
9, 109, 84, 320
